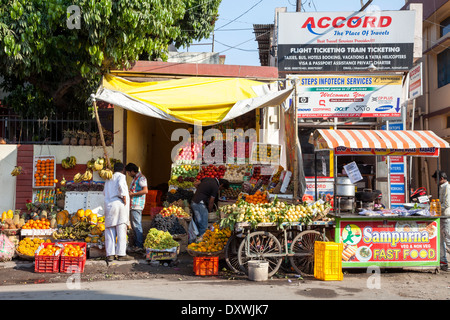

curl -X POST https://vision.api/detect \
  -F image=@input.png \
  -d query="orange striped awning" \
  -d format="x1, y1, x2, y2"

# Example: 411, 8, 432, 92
313, 129, 449, 156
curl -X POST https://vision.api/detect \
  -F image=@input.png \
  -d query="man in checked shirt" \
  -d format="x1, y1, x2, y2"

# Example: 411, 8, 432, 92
126, 163, 148, 253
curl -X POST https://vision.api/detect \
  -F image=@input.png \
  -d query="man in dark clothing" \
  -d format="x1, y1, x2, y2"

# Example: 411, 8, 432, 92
191, 178, 229, 239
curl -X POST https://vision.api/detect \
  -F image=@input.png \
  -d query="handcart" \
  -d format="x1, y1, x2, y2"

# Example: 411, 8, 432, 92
224, 220, 334, 277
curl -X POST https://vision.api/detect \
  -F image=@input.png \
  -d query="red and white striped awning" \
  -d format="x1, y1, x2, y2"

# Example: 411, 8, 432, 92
313, 129, 449, 156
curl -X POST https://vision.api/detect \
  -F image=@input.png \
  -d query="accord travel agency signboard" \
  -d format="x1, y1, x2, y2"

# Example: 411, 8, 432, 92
278, 11, 415, 72
287, 74, 402, 118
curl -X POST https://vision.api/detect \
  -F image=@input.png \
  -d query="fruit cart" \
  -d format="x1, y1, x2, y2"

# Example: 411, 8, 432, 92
224, 220, 333, 277
218, 195, 334, 276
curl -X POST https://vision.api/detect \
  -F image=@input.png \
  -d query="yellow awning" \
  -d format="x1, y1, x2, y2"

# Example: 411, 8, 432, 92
95, 74, 293, 126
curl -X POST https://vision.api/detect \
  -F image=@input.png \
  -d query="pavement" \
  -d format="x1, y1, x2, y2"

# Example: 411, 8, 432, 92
0, 250, 450, 302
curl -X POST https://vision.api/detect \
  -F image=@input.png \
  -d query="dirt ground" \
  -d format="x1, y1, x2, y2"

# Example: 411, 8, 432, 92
1, 250, 449, 300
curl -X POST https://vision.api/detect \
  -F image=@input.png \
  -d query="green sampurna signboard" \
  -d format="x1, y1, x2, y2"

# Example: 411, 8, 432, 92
335, 217, 440, 268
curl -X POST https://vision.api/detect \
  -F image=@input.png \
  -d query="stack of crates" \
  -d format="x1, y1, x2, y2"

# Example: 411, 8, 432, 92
314, 241, 343, 281
142, 190, 163, 216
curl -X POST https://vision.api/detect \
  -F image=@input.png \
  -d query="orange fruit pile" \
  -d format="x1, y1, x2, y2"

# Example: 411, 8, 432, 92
21, 218, 51, 229
63, 244, 84, 257
34, 158, 55, 187
187, 223, 231, 253
245, 190, 269, 204
38, 244, 60, 256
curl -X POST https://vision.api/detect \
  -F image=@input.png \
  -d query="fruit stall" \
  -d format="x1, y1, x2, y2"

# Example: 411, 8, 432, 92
311, 128, 450, 271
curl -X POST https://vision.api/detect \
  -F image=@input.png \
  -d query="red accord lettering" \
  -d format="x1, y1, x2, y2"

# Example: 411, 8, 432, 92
301, 15, 393, 29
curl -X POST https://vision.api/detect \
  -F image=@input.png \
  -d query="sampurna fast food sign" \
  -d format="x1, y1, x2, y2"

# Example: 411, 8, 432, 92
277, 10, 416, 72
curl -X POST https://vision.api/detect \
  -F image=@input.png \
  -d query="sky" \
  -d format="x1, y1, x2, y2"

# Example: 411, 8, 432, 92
180, 0, 408, 66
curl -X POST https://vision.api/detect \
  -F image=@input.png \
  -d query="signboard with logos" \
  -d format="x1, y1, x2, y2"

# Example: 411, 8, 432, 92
278, 11, 415, 72
408, 62, 423, 100
289, 74, 402, 118
336, 217, 440, 268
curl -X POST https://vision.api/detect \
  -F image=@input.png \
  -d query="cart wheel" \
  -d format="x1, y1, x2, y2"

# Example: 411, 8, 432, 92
237, 231, 283, 277
224, 235, 243, 273
277, 229, 301, 273
289, 230, 328, 276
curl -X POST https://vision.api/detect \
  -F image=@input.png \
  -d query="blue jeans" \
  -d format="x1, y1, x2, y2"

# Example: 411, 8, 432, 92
191, 201, 209, 237
441, 218, 450, 265
130, 209, 144, 248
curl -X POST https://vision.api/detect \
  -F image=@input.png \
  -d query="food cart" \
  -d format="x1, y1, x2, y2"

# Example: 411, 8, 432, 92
311, 128, 450, 271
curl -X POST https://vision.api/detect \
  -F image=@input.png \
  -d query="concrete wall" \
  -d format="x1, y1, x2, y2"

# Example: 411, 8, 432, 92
0, 145, 18, 213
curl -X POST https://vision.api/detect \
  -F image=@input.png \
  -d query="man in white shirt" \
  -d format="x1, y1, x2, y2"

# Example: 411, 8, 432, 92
103, 162, 133, 262
432, 170, 450, 271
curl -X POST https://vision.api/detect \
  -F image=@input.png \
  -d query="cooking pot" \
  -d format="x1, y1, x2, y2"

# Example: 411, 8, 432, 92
355, 189, 381, 202
336, 177, 356, 197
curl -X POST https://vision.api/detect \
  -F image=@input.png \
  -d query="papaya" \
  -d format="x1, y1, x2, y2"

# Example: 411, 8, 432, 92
76, 209, 85, 219
1, 211, 7, 222
71, 214, 80, 226
6, 209, 13, 220
56, 210, 69, 226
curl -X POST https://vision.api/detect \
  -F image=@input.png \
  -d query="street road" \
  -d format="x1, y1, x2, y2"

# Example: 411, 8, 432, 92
0, 270, 448, 300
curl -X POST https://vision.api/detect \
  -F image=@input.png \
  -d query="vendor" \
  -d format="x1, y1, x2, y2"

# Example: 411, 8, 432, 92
191, 177, 229, 241
374, 193, 385, 210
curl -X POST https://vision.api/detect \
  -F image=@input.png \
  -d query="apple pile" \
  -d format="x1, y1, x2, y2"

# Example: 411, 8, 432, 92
159, 205, 190, 218
174, 142, 203, 163
196, 164, 226, 180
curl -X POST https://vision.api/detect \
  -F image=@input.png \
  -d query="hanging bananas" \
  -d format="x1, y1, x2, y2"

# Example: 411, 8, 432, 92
99, 168, 113, 180
61, 156, 77, 169
73, 173, 82, 183
11, 166, 23, 176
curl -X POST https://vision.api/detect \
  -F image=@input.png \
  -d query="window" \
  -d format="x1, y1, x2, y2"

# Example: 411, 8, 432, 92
437, 48, 450, 88
441, 17, 450, 38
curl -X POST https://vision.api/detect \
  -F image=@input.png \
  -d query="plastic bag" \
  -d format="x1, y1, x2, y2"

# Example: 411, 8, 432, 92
188, 219, 199, 244
0, 234, 15, 262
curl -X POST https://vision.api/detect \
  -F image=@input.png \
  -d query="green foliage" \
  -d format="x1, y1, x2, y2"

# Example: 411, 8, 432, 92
0, 0, 221, 117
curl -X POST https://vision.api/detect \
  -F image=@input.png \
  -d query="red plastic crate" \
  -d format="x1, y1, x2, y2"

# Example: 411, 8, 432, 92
193, 256, 219, 276
34, 243, 61, 273
59, 242, 87, 273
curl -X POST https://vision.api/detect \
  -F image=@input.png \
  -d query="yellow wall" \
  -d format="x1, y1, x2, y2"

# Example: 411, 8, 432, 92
126, 110, 190, 187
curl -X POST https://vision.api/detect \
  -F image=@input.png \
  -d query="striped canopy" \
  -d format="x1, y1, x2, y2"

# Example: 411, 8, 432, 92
312, 129, 449, 157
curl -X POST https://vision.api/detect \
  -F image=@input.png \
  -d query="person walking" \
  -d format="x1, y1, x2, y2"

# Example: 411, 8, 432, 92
125, 163, 148, 253
191, 177, 229, 241
432, 170, 450, 271
103, 162, 133, 262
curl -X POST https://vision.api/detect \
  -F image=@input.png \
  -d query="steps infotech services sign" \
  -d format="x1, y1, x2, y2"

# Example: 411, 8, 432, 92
277, 11, 415, 72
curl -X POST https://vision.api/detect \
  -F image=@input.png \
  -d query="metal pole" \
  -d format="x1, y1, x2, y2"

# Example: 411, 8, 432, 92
314, 151, 318, 200
386, 120, 391, 209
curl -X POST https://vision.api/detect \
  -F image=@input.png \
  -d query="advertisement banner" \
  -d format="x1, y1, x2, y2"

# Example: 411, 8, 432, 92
303, 177, 334, 202
409, 63, 423, 100
278, 11, 415, 72
291, 74, 402, 118
336, 218, 440, 267
333, 147, 438, 157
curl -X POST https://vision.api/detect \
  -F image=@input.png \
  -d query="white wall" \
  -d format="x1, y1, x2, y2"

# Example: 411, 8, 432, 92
0, 145, 18, 212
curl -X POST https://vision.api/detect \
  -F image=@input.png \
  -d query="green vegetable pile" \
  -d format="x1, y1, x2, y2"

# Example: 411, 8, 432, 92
144, 228, 179, 250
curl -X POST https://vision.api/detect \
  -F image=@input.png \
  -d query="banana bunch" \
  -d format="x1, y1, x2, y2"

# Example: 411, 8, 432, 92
86, 158, 96, 170
81, 170, 93, 181
99, 168, 113, 180
92, 157, 105, 171
61, 156, 77, 169
73, 173, 83, 183
11, 166, 23, 176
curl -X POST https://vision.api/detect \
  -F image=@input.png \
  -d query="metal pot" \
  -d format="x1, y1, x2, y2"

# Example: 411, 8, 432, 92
337, 197, 355, 212
336, 177, 356, 197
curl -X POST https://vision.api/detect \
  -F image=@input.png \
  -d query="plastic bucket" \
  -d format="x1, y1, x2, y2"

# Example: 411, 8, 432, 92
248, 260, 269, 281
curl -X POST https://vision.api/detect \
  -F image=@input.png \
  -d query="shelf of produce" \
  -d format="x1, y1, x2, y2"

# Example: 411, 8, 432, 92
33, 156, 56, 189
